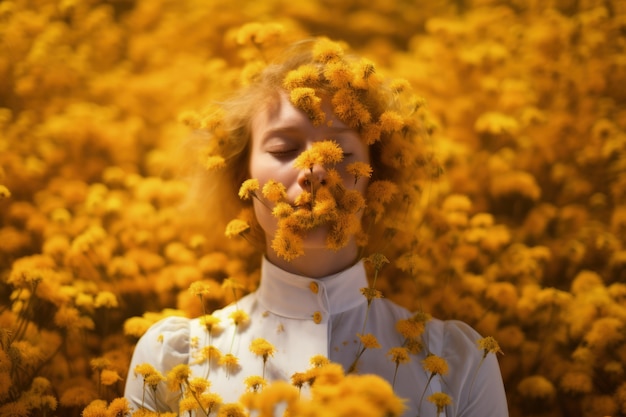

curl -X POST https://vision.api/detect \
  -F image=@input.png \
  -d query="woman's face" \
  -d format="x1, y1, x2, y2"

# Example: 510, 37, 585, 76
249, 91, 370, 252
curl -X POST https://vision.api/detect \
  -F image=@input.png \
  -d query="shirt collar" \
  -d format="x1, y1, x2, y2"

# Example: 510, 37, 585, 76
256, 257, 368, 321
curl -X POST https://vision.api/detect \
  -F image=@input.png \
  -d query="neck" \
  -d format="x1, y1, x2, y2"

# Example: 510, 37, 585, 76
265, 241, 360, 278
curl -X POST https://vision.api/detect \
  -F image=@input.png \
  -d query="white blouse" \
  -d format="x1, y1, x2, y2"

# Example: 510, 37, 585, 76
125, 258, 509, 417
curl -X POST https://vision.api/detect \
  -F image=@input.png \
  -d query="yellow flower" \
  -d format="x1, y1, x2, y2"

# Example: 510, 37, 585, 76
351, 58, 381, 90
188, 377, 211, 394
367, 181, 398, 205
517, 375, 556, 400
346, 162, 373, 184
203, 155, 226, 171
396, 318, 425, 339
100, 369, 121, 386
225, 219, 250, 238
291, 372, 307, 389
262, 180, 287, 202
106, 398, 129, 416
0, 185, 10, 198
289, 87, 325, 125
387, 347, 411, 364
283, 64, 320, 90
364, 253, 390, 271
389, 78, 411, 94
244, 375, 267, 392
422, 355, 449, 376
249, 338, 276, 362
379, 111, 404, 133
166, 364, 191, 391
360, 287, 383, 302
200, 314, 222, 333
477, 336, 504, 358
219, 353, 240, 374
199, 392, 222, 413
235, 22, 284, 47
358, 333, 381, 349
238, 179, 260, 200
194, 345, 222, 365
293, 140, 344, 171
229, 309, 250, 327
189, 281, 212, 297
81, 400, 107, 417
310, 355, 330, 368
323, 60, 353, 89
339, 190, 366, 214
271, 228, 304, 261
405, 339, 423, 355
272, 202, 294, 218
94, 291, 118, 308
217, 403, 247, 417
331, 88, 372, 128
179, 396, 200, 413
427, 392, 452, 415
123, 317, 152, 338
312, 37, 344, 63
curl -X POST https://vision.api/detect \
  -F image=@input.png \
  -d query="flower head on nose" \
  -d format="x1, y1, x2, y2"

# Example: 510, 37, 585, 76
293, 140, 344, 172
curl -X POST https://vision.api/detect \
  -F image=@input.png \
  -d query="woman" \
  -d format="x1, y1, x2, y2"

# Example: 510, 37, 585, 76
125, 37, 508, 417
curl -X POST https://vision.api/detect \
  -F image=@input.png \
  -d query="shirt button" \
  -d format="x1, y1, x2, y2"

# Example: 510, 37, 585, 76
309, 282, 319, 294
313, 311, 322, 324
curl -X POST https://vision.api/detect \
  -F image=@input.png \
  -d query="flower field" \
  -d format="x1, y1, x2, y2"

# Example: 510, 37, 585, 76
1, 0, 625, 416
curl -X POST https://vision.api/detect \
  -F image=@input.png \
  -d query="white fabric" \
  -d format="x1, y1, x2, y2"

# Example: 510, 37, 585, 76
125, 258, 509, 417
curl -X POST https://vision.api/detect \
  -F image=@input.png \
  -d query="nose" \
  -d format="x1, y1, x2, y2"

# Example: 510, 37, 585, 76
298, 164, 327, 189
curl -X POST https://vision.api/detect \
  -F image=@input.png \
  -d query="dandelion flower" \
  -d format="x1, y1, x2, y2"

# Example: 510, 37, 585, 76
219, 354, 241, 374
167, 364, 191, 391
262, 180, 287, 202
477, 336, 504, 357
312, 37, 344, 63
217, 403, 247, 417
283, 64, 320, 90
106, 398, 129, 416
271, 228, 304, 261
310, 355, 330, 368
360, 287, 383, 303
379, 111, 404, 133
289, 87, 325, 125
81, 400, 107, 417
294, 140, 344, 171
346, 162, 373, 184
244, 375, 267, 392
249, 338, 276, 362
364, 253, 390, 271
272, 202, 294, 218
203, 155, 226, 171
387, 347, 411, 365
358, 333, 381, 349
427, 392, 452, 416
229, 310, 250, 327
396, 318, 425, 339
238, 179, 260, 200
225, 219, 250, 238
517, 375, 556, 400
189, 281, 212, 298
422, 355, 449, 376
100, 369, 121, 386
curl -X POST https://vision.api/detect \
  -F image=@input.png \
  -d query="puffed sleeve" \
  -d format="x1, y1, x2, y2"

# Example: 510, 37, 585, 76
442, 320, 509, 417
124, 316, 190, 413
